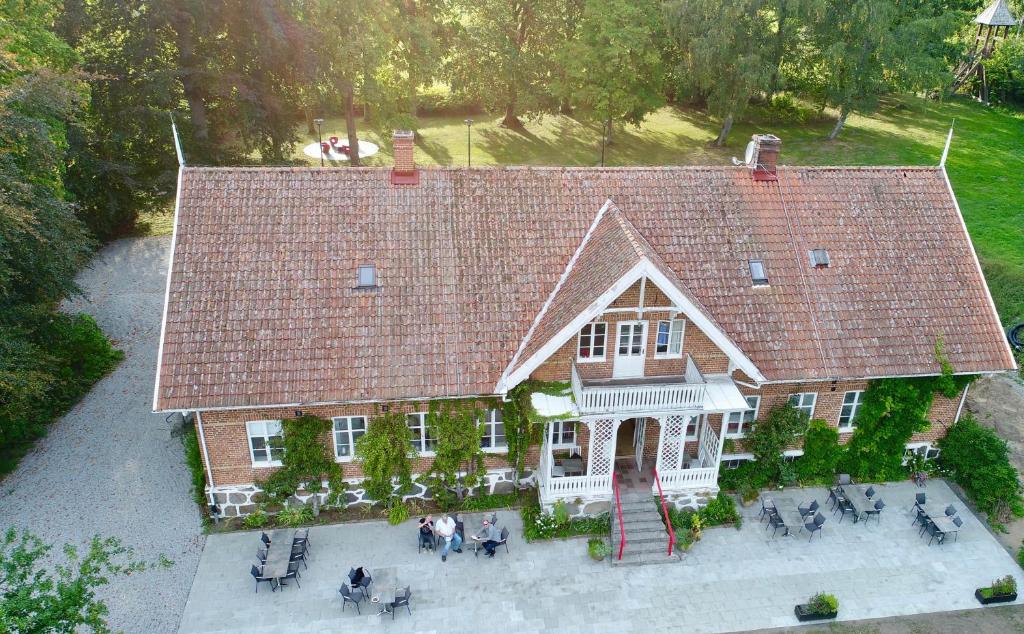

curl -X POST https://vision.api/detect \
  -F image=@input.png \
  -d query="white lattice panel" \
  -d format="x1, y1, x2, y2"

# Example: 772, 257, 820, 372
586, 419, 617, 477
657, 415, 687, 471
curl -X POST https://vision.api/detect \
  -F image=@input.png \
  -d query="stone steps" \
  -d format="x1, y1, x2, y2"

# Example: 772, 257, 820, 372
610, 493, 680, 566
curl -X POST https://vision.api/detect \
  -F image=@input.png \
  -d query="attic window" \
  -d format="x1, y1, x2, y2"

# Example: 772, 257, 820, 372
356, 264, 377, 288
749, 259, 769, 286
809, 249, 830, 268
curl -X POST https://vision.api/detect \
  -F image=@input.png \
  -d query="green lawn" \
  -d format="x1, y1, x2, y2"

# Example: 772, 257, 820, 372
295, 96, 1024, 332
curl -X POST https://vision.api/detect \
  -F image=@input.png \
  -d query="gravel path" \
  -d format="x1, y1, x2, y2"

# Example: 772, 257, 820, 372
0, 237, 204, 633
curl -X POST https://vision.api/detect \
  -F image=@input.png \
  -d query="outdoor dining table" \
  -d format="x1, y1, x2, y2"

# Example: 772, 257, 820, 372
369, 566, 400, 615
458, 512, 493, 553
930, 515, 960, 538
261, 529, 295, 586
840, 485, 873, 522
770, 496, 807, 537
919, 502, 954, 519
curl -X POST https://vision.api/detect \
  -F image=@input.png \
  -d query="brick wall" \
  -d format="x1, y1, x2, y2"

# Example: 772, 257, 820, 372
199, 399, 529, 487
531, 279, 731, 382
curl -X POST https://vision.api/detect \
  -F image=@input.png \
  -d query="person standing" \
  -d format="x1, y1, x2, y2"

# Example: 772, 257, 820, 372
474, 519, 501, 558
435, 512, 462, 562
418, 515, 435, 551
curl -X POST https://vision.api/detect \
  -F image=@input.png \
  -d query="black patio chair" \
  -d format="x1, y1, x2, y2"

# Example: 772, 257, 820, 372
339, 583, 361, 613
389, 586, 412, 620
290, 543, 308, 570
924, 520, 945, 546
951, 516, 964, 542
256, 547, 267, 564
357, 573, 372, 598
293, 534, 310, 557
865, 486, 876, 499
294, 527, 310, 550
836, 473, 852, 486
945, 504, 957, 517
250, 564, 277, 593
834, 499, 855, 523
279, 560, 301, 589
767, 512, 787, 538
758, 497, 776, 521
911, 492, 926, 513
260, 532, 272, 547
799, 499, 819, 519
864, 499, 885, 524
912, 505, 928, 528
802, 512, 826, 541
826, 488, 842, 511
498, 527, 510, 554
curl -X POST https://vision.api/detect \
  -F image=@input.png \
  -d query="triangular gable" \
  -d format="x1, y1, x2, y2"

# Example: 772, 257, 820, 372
496, 201, 765, 393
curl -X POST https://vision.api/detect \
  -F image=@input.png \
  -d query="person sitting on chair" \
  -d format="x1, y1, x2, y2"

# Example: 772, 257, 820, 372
417, 515, 435, 551
474, 519, 501, 558
434, 512, 462, 562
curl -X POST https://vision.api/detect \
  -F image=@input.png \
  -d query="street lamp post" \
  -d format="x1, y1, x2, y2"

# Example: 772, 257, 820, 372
464, 118, 474, 167
313, 118, 325, 167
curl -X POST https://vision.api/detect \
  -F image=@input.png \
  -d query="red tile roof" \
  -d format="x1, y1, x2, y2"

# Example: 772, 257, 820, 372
155, 165, 1015, 410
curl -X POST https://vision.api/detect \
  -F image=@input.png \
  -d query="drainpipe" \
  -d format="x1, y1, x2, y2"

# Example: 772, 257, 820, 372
195, 410, 215, 495
954, 383, 970, 424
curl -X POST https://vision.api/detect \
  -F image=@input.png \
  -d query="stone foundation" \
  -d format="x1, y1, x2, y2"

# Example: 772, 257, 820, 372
663, 487, 718, 512
540, 486, 716, 518
209, 468, 537, 518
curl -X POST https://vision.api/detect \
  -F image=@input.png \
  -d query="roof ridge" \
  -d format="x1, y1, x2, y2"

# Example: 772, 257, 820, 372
608, 205, 647, 259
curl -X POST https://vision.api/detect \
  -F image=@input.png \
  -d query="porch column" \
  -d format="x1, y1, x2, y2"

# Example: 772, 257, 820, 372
584, 418, 620, 496
655, 414, 687, 473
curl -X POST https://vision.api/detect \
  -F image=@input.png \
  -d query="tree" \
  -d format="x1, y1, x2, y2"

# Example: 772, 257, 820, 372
666, 0, 775, 145
556, 0, 666, 149
801, 0, 956, 140
0, 529, 168, 633
449, 0, 562, 128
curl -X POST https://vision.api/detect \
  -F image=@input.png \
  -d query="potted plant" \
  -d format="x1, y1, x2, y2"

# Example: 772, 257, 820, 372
794, 592, 838, 622
587, 538, 611, 561
976, 575, 1018, 605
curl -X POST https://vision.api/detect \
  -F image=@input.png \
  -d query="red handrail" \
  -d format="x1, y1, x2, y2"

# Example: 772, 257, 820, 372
652, 468, 675, 557
612, 471, 626, 561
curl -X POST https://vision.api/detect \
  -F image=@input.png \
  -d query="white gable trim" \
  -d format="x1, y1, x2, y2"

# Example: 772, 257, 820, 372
642, 262, 765, 382
495, 199, 615, 392
496, 259, 766, 393
152, 165, 185, 412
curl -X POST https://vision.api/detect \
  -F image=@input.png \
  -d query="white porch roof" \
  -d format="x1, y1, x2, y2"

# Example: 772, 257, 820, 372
702, 375, 751, 412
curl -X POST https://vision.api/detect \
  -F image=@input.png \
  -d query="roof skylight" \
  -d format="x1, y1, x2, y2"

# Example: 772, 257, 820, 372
749, 259, 769, 286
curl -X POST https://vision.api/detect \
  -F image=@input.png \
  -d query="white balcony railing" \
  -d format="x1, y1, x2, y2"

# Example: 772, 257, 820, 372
655, 467, 718, 491
571, 356, 707, 415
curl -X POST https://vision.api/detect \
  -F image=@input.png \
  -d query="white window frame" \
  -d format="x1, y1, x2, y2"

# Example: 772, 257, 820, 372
549, 421, 577, 448
480, 409, 507, 453
246, 420, 284, 467
332, 415, 367, 461
838, 391, 864, 431
788, 392, 817, 419
685, 415, 700, 440
407, 412, 436, 455
654, 319, 685, 358
577, 322, 608, 362
725, 396, 761, 438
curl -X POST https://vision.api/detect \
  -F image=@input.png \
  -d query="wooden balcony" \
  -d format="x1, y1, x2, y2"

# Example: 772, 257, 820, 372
571, 355, 707, 416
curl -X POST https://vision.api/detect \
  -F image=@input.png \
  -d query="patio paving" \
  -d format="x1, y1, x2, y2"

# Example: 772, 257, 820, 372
178, 479, 1021, 634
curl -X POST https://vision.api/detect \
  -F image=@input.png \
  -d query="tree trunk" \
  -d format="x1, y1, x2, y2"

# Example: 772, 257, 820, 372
305, 105, 316, 135
168, 5, 211, 156
827, 108, 849, 140
344, 84, 360, 167
501, 98, 523, 129
715, 115, 734, 147
768, 3, 789, 96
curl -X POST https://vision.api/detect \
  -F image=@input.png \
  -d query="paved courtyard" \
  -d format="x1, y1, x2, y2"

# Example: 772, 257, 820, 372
179, 479, 1021, 633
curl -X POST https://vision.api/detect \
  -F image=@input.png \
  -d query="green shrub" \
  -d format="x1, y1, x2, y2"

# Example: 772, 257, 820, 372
181, 422, 207, 506
521, 501, 609, 541
276, 505, 313, 527
387, 500, 410, 526
808, 592, 838, 615
747, 405, 806, 483
797, 420, 842, 482
699, 492, 739, 526
988, 575, 1017, 596
243, 508, 269, 529
415, 84, 483, 116
587, 537, 611, 561
553, 500, 571, 526
718, 461, 769, 492
939, 415, 1024, 524
983, 37, 1024, 106
1018, 542, 1024, 569
738, 480, 759, 505
458, 492, 521, 512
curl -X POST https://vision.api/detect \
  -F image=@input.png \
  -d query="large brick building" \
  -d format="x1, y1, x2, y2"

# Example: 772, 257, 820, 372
154, 133, 1016, 517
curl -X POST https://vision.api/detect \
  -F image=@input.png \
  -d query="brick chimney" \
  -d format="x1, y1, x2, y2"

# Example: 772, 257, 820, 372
751, 133, 781, 181
390, 130, 418, 185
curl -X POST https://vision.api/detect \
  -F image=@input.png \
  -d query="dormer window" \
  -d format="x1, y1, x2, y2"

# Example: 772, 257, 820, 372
356, 264, 377, 288
749, 259, 769, 286
809, 249, 830, 268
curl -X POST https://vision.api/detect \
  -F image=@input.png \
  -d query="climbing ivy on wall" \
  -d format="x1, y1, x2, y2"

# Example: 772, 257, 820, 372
261, 414, 346, 506
842, 338, 975, 481
503, 381, 557, 485
355, 411, 415, 504
422, 399, 490, 507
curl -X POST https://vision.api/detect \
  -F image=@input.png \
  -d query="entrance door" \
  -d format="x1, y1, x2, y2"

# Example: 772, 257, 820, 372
633, 418, 646, 470
614, 321, 647, 378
